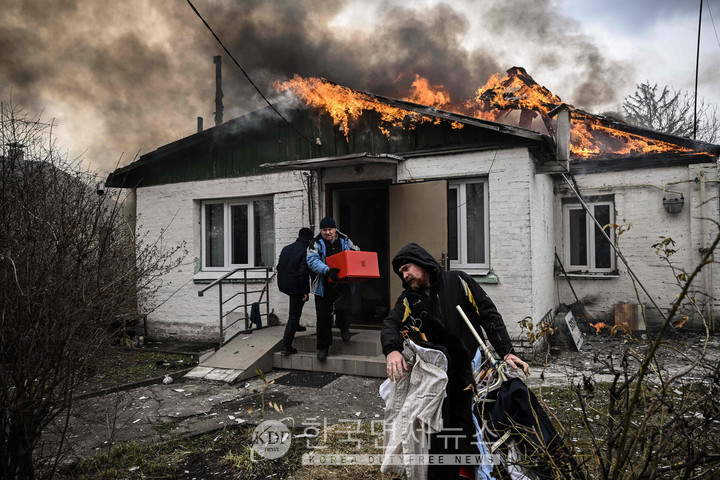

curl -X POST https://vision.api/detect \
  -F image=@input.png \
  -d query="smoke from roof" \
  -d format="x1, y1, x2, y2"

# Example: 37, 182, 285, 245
0, 0, 634, 173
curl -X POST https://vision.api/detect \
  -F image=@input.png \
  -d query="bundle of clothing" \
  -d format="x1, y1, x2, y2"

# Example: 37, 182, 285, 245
380, 339, 582, 480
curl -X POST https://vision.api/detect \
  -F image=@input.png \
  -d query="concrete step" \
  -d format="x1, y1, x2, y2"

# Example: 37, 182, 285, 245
293, 329, 382, 356
272, 350, 386, 378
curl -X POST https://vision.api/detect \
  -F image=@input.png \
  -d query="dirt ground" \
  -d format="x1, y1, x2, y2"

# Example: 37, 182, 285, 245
44, 330, 720, 478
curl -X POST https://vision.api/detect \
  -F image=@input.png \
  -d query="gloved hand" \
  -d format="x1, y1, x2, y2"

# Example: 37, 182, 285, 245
327, 268, 341, 283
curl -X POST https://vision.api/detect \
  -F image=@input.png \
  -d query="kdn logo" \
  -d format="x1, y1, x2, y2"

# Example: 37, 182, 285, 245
251, 420, 292, 460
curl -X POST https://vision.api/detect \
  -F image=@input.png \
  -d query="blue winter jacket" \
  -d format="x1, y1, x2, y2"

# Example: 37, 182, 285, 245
306, 230, 359, 297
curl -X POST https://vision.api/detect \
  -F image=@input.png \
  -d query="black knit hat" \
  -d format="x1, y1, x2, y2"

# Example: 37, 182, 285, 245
319, 216, 336, 229
298, 227, 313, 241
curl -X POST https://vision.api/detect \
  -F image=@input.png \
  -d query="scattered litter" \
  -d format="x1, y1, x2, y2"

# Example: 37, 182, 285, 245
355, 412, 361, 417
243, 336, 250, 339
228, 415, 235, 420
185, 471, 189, 474
132, 418, 142, 424
129, 466, 139, 472
673, 389, 683, 395
209, 413, 217, 416
235, 418, 246, 424
162, 374, 173, 385
213, 435, 222, 442
138, 396, 148, 400
374, 414, 380, 418
173, 389, 185, 393
184, 393, 192, 397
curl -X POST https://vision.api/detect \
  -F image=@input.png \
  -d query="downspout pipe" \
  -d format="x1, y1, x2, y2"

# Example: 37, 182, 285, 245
549, 105, 669, 324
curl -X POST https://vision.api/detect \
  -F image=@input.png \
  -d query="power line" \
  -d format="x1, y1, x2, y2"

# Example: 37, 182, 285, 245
185, 0, 314, 144
706, 0, 720, 49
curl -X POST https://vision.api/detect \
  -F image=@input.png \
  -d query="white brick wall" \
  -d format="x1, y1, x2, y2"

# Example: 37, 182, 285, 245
399, 148, 544, 340
134, 171, 316, 341
554, 163, 720, 328
133, 148, 716, 343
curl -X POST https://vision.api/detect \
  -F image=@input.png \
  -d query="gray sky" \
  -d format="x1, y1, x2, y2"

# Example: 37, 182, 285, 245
1, 0, 717, 174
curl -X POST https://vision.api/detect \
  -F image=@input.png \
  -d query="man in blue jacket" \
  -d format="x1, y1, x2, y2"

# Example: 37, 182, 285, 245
277, 227, 314, 355
307, 216, 359, 361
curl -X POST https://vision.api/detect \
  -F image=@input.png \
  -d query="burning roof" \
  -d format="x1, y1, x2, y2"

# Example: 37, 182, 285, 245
276, 67, 719, 161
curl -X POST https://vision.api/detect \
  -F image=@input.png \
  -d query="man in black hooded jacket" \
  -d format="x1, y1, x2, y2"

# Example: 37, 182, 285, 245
381, 242, 529, 478
277, 227, 313, 355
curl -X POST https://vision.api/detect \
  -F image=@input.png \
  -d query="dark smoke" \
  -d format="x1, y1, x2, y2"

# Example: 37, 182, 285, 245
0, 0, 634, 173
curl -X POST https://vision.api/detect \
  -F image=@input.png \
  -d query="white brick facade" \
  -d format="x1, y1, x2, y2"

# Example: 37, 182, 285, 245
131, 147, 718, 343
554, 163, 720, 328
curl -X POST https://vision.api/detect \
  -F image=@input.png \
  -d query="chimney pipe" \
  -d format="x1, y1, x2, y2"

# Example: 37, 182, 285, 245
213, 55, 224, 126
548, 103, 571, 171
197, 116, 203, 133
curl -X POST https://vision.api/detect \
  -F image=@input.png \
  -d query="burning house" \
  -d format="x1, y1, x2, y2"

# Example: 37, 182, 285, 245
107, 67, 720, 345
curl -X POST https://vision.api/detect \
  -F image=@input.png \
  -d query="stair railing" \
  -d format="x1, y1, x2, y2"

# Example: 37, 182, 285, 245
197, 267, 273, 346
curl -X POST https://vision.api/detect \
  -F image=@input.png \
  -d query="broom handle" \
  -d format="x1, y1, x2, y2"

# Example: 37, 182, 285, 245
456, 305, 507, 382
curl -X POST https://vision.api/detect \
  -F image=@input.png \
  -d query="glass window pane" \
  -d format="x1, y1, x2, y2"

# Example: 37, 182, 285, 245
569, 208, 587, 266
205, 204, 224, 267
254, 200, 274, 267
466, 183, 485, 264
447, 188, 458, 260
594, 204, 612, 269
231, 205, 249, 265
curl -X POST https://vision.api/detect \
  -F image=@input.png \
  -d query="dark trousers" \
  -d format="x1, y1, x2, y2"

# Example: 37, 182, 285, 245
314, 283, 351, 350
281, 294, 305, 348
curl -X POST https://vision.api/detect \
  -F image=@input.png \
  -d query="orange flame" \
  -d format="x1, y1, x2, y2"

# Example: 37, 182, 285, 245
570, 115, 693, 157
405, 74, 452, 109
275, 69, 700, 158
590, 322, 607, 333
275, 74, 457, 138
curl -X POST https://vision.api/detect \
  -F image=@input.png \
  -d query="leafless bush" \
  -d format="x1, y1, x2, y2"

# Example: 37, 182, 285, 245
518, 225, 720, 479
0, 103, 185, 479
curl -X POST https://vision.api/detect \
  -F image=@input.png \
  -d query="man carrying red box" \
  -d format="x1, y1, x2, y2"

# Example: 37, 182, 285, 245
307, 216, 359, 361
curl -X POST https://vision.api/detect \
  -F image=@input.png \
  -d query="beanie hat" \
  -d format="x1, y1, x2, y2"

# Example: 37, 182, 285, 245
319, 216, 336, 229
298, 227, 313, 241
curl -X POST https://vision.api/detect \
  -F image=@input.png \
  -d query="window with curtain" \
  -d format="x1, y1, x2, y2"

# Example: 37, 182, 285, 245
563, 201, 615, 273
201, 198, 275, 270
448, 179, 489, 270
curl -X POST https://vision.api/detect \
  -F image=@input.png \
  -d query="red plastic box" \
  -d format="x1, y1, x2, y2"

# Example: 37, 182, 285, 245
326, 251, 380, 283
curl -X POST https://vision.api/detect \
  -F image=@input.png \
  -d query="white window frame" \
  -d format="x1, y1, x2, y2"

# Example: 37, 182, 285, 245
562, 201, 616, 273
200, 197, 273, 271
448, 178, 490, 272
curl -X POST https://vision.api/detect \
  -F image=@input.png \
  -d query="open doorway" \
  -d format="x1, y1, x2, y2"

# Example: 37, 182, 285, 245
330, 182, 390, 326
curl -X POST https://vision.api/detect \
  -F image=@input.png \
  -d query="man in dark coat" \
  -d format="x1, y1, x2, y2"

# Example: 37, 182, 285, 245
277, 227, 313, 355
381, 243, 529, 478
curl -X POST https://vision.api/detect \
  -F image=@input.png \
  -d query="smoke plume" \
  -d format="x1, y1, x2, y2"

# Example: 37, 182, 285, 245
0, 0, 634, 173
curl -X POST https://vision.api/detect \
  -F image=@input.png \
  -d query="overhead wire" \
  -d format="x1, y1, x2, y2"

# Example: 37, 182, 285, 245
706, 0, 720, 49
185, 0, 314, 145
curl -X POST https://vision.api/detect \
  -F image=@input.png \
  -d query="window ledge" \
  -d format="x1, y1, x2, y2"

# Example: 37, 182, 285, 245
559, 272, 620, 280
193, 270, 274, 284
472, 273, 499, 284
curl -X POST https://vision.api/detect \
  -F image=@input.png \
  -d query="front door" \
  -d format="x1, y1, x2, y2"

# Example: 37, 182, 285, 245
388, 180, 448, 303
333, 184, 390, 325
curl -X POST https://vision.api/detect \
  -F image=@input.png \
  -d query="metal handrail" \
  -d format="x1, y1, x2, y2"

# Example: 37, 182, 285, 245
197, 267, 273, 346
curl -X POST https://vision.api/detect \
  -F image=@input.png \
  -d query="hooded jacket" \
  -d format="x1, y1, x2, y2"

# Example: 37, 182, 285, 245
381, 242, 513, 361
381, 243, 516, 462
276, 236, 311, 296
306, 230, 359, 297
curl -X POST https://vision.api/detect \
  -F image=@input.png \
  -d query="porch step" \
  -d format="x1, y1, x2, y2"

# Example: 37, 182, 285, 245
273, 328, 386, 378
293, 329, 383, 356
272, 351, 386, 378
